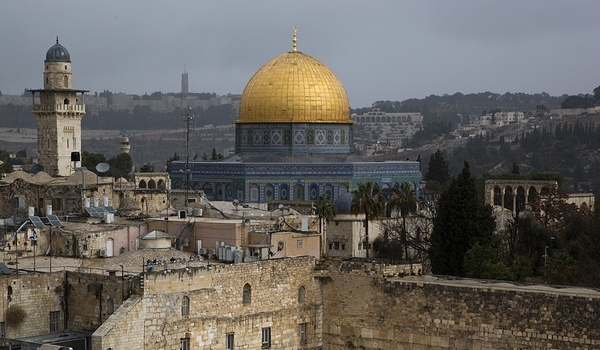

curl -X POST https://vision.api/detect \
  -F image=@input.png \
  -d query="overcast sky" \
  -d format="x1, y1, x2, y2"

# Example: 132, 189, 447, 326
2, 1, 599, 108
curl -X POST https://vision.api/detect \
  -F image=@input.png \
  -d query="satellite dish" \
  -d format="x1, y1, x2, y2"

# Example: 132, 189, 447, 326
96, 162, 110, 173
31, 164, 44, 174
278, 204, 284, 210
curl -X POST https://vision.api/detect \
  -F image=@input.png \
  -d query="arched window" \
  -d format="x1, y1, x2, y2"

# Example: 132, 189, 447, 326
157, 179, 165, 190
107, 297, 114, 315
242, 283, 251, 304
182, 296, 190, 316
148, 179, 156, 189
139, 180, 147, 189
280, 183, 289, 200
265, 184, 275, 201
294, 184, 304, 200
63, 76, 68, 87
298, 286, 306, 303
63, 98, 70, 105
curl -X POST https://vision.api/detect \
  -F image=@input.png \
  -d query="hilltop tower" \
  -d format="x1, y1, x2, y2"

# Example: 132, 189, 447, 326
181, 69, 189, 95
29, 38, 88, 176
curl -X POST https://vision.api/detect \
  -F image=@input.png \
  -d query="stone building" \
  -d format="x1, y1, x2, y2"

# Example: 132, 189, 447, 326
28, 39, 88, 176
351, 108, 424, 147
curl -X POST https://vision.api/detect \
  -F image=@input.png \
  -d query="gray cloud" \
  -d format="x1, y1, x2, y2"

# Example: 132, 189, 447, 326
1, 0, 599, 108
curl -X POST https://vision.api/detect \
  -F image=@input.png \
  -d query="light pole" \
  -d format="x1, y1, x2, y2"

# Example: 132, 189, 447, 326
29, 229, 37, 272
543, 236, 555, 279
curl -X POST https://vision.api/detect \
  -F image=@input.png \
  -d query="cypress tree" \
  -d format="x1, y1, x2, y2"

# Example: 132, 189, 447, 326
429, 161, 496, 276
425, 149, 451, 184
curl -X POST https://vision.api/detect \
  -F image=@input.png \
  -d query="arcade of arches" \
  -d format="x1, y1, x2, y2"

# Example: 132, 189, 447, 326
484, 180, 558, 215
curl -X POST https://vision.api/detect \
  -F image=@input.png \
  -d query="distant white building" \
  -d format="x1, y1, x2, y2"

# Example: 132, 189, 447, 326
480, 111, 525, 127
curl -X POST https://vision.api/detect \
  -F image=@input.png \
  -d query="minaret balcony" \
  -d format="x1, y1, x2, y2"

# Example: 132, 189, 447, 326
32, 104, 85, 112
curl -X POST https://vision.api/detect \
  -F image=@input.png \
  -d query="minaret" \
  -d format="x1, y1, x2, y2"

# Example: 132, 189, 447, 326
30, 38, 88, 176
120, 135, 131, 154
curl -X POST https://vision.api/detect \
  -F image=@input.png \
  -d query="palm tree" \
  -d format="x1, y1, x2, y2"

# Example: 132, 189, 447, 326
313, 194, 337, 257
351, 182, 385, 258
388, 182, 417, 261
313, 194, 337, 234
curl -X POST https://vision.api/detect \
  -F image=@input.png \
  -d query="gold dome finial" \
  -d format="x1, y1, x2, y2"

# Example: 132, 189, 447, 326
292, 26, 297, 52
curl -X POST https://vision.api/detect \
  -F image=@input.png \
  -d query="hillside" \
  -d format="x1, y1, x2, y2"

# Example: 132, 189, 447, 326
383, 113, 600, 194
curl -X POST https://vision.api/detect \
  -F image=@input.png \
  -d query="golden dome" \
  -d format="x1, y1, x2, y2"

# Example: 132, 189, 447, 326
237, 51, 351, 123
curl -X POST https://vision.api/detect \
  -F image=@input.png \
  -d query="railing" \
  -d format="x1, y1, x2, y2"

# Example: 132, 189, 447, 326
32, 104, 85, 112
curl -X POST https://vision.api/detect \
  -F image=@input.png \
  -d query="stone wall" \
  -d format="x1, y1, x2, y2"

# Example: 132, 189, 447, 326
320, 260, 600, 349
0, 272, 64, 339
65, 271, 134, 332
94, 257, 324, 350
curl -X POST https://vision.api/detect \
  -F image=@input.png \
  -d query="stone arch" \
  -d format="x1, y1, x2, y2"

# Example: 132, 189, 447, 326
503, 186, 514, 212
243, 283, 251, 304
324, 184, 334, 198
298, 285, 306, 303
148, 179, 156, 189
157, 179, 166, 190
139, 180, 147, 189
527, 187, 538, 204
182, 295, 190, 316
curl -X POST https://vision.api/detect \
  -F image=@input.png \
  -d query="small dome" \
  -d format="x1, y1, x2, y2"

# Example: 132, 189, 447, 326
237, 51, 350, 123
45, 38, 70, 62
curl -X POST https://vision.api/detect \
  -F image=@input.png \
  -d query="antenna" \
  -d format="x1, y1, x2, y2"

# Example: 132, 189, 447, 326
182, 106, 193, 205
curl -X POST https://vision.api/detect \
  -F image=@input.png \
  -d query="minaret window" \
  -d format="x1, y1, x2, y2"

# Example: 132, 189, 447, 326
63, 76, 68, 86
64, 98, 69, 105
66, 139, 69, 148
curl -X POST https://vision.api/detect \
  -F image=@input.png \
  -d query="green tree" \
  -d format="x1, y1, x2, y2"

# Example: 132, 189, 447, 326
139, 163, 154, 172
511, 162, 520, 175
351, 182, 385, 259
425, 149, 450, 184
429, 161, 496, 276
313, 194, 337, 235
387, 182, 417, 261
211, 148, 218, 160
165, 153, 180, 173
108, 153, 133, 180
81, 151, 108, 175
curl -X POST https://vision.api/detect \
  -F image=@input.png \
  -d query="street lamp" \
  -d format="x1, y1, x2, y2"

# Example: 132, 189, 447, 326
543, 236, 555, 278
